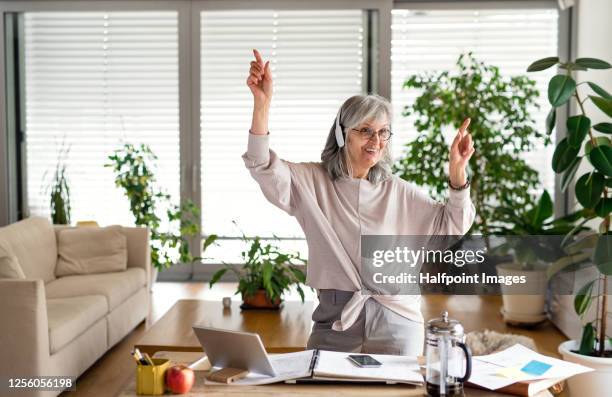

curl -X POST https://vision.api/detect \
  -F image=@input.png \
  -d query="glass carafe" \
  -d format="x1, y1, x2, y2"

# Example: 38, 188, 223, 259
425, 311, 472, 396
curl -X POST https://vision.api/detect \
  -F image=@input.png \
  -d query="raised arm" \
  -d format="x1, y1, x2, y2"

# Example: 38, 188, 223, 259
408, 118, 476, 235
243, 49, 295, 215
247, 48, 272, 135
448, 117, 474, 189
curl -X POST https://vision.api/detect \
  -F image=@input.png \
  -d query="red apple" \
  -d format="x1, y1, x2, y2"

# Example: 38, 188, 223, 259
165, 364, 195, 394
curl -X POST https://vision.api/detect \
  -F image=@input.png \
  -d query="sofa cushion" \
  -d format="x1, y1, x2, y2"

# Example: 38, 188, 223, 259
0, 241, 26, 279
47, 295, 107, 354
45, 268, 146, 311
56, 225, 128, 277
0, 217, 57, 283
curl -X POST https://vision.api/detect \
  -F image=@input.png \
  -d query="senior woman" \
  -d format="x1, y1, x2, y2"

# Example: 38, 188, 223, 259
243, 49, 476, 356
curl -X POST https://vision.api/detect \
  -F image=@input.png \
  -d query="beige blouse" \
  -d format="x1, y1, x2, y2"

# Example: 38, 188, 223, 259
243, 133, 476, 331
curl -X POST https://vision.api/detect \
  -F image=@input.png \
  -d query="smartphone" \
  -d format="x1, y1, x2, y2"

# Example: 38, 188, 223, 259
347, 354, 383, 368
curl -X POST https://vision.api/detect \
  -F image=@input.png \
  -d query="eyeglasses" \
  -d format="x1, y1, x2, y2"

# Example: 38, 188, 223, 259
350, 127, 393, 142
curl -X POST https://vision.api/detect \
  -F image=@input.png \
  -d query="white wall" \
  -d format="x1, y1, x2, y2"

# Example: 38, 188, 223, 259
550, 0, 612, 340
576, 0, 612, 115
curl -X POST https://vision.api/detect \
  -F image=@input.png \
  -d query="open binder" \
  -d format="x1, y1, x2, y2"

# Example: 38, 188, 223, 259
204, 349, 424, 386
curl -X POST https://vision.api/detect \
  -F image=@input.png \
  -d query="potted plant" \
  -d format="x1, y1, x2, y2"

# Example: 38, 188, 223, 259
394, 53, 550, 247
528, 55, 612, 395
209, 234, 308, 309
489, 190, 588, 325
45, 144, 72, 225
106, 143, 217, 285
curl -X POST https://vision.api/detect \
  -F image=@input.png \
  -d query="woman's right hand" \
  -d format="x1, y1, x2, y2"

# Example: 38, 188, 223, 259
247, 49, 273, 107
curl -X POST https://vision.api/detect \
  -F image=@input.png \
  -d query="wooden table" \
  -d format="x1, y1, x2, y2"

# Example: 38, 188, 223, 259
136, 296, 567, 358
135, 299, 314, 356
118, 371, 518, 397
129, 296, 568, 396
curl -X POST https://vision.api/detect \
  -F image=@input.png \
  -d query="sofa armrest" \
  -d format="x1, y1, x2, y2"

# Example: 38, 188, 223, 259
0, 279, 50, 377
122, 226, 151, 289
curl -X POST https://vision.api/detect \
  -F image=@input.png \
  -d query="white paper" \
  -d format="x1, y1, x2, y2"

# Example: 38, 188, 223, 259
204, 350, 314, 386
314, 350, 423, 384
469, 359, 523, 390
469, 344, 593, 390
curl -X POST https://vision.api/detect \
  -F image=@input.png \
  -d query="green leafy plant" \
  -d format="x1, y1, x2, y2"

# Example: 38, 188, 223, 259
528, 55, 612, 357
106, 143, 216, 272
209, 229, 308, 303
394, 53, 549, 240
46, 145, 71, 225
489, 190, 589, 269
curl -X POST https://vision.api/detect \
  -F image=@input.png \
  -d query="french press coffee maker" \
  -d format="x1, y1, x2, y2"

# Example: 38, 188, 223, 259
425, 311, 472, 396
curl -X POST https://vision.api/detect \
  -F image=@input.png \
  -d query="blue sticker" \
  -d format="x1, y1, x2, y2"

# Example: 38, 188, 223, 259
521, 360, 552, 376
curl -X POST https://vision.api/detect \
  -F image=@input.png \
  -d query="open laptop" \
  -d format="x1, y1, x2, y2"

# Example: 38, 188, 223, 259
192, 326, 277, 376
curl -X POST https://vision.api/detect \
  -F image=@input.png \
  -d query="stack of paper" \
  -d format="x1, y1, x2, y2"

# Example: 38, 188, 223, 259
468, 344, 593, 397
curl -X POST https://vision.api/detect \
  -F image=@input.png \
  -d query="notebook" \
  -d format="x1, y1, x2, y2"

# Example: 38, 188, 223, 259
203, 349, 423, 386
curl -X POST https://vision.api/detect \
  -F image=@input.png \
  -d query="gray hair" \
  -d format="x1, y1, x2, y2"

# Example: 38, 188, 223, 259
321, 94, 394, 183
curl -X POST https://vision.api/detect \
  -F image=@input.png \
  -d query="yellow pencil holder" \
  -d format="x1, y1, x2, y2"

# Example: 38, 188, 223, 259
136, 358, 170, 395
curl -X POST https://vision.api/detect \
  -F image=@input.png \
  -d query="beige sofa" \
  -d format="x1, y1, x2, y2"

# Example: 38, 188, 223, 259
0, 217, 150, 397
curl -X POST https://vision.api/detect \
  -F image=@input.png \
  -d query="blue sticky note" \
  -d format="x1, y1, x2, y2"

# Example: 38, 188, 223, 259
521, 360, 552, 376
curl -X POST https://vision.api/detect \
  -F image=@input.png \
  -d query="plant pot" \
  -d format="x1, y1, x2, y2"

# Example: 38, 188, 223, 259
559, 340, 612, 396
496, 262, 548, 325
150, 267, 158, 293
242, 289, 281, 309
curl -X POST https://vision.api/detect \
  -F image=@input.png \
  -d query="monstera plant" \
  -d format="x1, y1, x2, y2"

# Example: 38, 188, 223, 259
528, 55, 612, 394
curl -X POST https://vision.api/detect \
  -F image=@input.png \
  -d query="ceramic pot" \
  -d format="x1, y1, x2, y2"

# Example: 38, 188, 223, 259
496, 262, 548, 324
242, 289, 281, 309
559, 340, 612, 396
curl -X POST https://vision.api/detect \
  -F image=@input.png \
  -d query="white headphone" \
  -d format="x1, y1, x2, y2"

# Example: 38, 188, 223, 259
334, 108, 345, 148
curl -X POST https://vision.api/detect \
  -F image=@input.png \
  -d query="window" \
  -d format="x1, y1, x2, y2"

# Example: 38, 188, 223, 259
200, 10, 365, 262
391, 8, 559, 195
24, 11, 180, 226
7, 3, 564, 276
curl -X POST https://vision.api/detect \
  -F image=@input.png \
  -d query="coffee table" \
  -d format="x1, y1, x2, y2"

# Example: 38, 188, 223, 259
118, 371, 516, 397
135, 299, 314, 356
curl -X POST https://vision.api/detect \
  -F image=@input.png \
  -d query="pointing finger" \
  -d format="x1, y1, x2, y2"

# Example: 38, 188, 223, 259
459, 118, 471, 138
460, 117, 471, 132
253, 49, 264, 67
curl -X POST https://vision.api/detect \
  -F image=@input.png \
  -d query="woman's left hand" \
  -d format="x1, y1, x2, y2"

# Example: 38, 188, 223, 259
448, 118, 475, 188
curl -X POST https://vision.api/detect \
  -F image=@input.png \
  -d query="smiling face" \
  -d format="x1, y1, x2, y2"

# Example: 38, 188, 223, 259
345, 117, 390, 179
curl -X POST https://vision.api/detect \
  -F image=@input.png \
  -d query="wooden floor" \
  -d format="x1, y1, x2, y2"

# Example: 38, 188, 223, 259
60, 282, 567, 397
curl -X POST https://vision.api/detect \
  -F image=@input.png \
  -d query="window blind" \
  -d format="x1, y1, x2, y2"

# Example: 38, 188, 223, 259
391, 8, 559, 195
200, 10, 365, 263
24, 11, 180, 226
